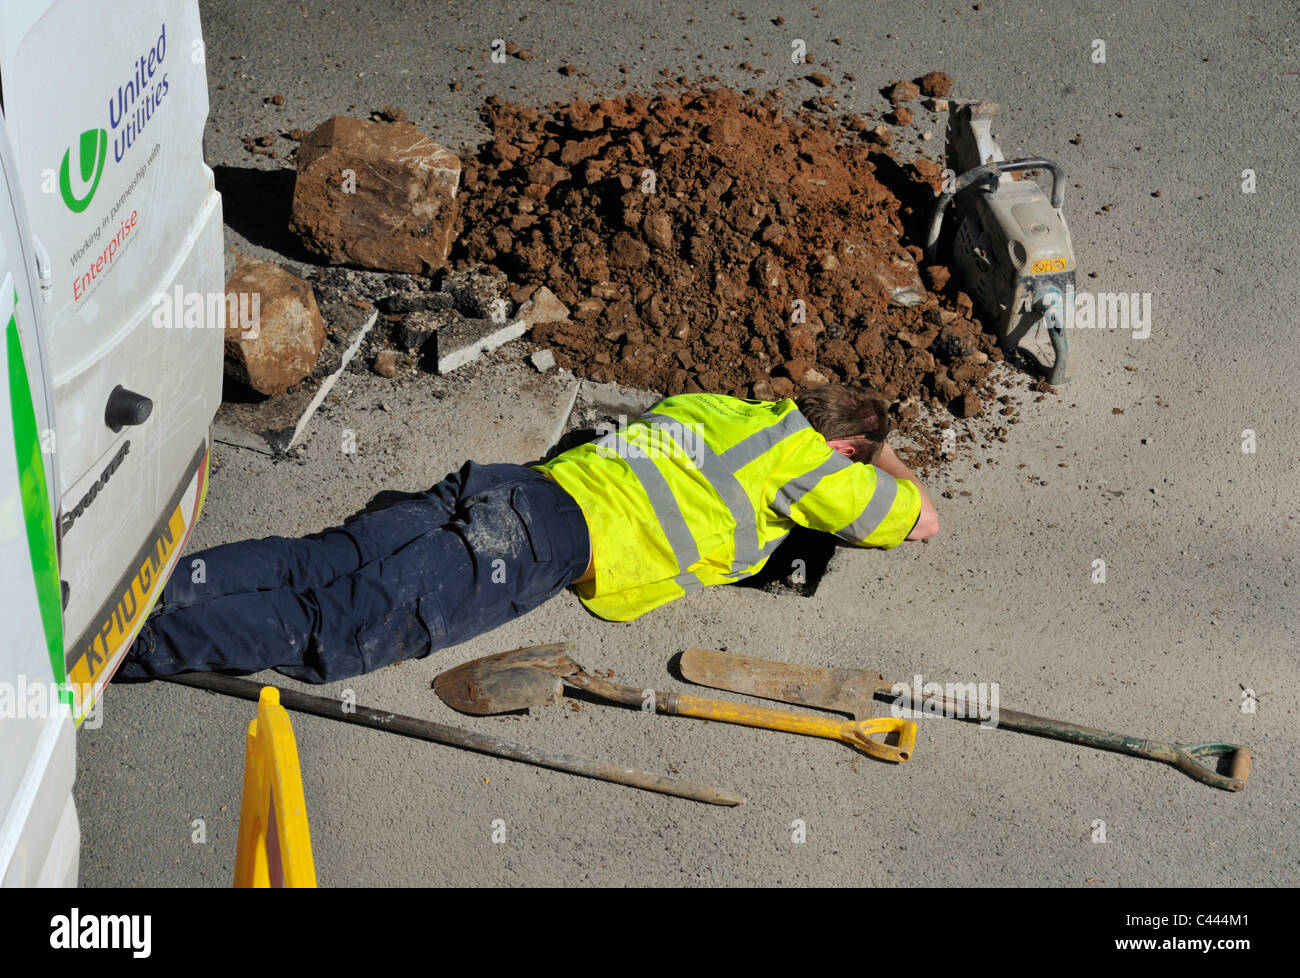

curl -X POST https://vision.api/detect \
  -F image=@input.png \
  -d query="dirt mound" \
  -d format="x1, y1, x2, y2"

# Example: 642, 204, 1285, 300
450, 85, 1007, 439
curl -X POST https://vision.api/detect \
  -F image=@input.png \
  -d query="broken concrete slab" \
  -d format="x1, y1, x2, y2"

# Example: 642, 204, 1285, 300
544, 371, 581, 455
289, 116, 461, 274
548, 378, 664, 455
434, 316, 528, 374
211, 422, 277, 456
324, 356, 579, 470
529, 349, 556, 372
223, 254, 326, 396
215, 298, 378, 453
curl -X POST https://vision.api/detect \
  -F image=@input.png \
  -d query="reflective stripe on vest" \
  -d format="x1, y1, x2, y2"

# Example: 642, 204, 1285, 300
838, 469, 899, 541
595, 429, 705, 594
770, 443, 900, 542
627, 408, 811, 581
771, 451, 852, 517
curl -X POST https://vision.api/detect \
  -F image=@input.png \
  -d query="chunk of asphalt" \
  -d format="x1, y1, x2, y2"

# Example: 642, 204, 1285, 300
435, 317, 528, 374
378, 291, 455, 315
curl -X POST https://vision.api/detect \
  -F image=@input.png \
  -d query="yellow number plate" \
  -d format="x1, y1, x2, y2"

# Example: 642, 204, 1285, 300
1031, 257, 1068, 274
66, 442, 209, 724
69, 505, 185, 695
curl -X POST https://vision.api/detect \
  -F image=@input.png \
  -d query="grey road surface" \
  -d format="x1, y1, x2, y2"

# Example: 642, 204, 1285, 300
75, 0, 1298, 886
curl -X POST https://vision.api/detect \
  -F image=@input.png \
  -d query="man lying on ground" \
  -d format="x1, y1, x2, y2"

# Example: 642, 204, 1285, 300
119, 384, 938, 684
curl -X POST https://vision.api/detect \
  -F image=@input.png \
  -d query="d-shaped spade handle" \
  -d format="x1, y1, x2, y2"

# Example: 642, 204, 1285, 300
1172, 743, 1252, 792
565, 673, 920, 765
842, 717, 917, 764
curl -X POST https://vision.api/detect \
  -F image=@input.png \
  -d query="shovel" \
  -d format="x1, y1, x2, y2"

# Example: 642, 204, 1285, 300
434, 643, 916, 763
678, 648, 1253, 792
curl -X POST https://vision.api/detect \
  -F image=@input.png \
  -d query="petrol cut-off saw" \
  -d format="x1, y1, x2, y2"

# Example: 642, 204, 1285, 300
926, 99, 1077, 384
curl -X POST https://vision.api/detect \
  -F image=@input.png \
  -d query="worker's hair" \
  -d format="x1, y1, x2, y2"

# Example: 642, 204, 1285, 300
796, 385, 892, 457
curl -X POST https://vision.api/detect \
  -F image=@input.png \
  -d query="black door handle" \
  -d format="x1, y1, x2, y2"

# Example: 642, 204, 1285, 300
105, 385, 153, 433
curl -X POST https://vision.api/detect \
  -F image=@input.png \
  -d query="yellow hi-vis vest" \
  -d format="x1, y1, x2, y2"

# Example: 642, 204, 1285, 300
534, 393, 922, 622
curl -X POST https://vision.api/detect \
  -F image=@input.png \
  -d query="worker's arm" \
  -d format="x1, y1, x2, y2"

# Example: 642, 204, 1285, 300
777, 440, 926, 549
873, 442, 938, 540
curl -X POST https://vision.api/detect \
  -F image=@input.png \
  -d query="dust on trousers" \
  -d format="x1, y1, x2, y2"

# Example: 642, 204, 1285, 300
116, 462, 591, 684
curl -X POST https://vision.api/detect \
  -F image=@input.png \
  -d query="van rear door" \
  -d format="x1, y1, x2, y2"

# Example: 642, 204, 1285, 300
0, 0, 224, 723
0, 117, 78, 886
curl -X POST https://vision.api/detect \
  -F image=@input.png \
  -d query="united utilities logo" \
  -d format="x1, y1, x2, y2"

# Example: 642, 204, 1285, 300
56, 22, 169, 215
59, 128, 108, 213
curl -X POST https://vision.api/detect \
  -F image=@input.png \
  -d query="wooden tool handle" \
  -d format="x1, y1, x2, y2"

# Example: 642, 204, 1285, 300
163, 673, 745, 806
670, 691, 852, 741
1230, 747, 1252, 786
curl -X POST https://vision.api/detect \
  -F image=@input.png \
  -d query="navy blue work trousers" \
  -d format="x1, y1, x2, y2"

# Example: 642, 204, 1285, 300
116, 462, 590, 684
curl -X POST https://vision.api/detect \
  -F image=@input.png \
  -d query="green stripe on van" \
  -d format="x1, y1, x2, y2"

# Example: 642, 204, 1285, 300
7, 300, 65, 689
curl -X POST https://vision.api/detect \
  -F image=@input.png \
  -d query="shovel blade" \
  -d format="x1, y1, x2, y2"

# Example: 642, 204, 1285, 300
679, 648, 889, 720
434, 643, 579, 715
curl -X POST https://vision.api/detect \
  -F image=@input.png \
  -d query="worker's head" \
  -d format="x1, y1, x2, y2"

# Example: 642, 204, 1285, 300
796, 384, 892, 463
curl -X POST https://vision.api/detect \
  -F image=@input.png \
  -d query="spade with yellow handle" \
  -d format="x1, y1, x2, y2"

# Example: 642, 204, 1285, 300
434, 643, 916, 763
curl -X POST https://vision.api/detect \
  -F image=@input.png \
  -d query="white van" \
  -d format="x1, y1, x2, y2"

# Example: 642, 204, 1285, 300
0, 0, 224, 886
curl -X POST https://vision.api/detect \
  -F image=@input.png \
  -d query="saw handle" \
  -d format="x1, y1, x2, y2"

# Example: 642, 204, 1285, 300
925, 157, 1066, 261
996, 157, 1065, 208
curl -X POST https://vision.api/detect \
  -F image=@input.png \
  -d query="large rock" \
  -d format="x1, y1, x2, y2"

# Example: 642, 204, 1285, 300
224, 255, 326, 396
289, 116, 461, 275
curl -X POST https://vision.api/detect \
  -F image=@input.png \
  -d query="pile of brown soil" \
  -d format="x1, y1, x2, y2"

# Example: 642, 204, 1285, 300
451, 86, 1005, 426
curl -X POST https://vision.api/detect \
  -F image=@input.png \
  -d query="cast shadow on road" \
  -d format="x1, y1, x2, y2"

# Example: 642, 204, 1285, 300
214, 164, 319, 265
